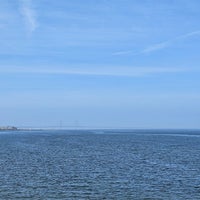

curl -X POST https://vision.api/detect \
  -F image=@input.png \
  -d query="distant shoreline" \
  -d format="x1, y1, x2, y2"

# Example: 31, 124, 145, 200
0, 127, 200, 132
0, 126, 18, 131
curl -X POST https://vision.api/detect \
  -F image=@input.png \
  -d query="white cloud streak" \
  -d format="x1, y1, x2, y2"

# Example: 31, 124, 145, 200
114, 30, 200, 56
142, 30, 200, 54
112, 50, 134, 56
19, 0, 38, 33
0, 66, 192, 77
141, 40, 171, 54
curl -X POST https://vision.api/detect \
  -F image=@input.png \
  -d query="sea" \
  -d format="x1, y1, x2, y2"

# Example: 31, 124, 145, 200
0, 129, 200, 199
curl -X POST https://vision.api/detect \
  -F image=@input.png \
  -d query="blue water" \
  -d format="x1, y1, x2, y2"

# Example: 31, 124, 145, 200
0, 130, 200, 199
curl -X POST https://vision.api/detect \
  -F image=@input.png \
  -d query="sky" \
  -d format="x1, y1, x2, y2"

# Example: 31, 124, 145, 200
0, 0, 200, 129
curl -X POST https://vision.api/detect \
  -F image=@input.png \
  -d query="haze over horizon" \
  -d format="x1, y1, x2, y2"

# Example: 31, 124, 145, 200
0, 0, 200, 129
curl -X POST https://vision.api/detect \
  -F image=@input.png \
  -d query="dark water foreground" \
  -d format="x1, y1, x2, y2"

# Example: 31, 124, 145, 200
0, 130, 200, 199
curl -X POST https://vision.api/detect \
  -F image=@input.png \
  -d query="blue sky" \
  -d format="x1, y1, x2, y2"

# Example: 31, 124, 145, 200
0, 0, 200, 128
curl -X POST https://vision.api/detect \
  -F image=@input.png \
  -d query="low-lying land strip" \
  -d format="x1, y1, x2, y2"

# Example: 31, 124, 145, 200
0, 126, 18, 131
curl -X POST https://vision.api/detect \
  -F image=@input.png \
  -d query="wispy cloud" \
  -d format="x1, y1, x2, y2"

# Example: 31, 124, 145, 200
113, 30, 200, 56
0, 65, 192, 77
141, 40, 171, 54
142, 30, 200, 54
112, 50, 134, 56
19, 0, 38, 33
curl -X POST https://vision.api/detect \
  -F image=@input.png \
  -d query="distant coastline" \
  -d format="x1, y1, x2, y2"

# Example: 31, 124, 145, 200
0, 126, 18, 131
0, 126, 199, 132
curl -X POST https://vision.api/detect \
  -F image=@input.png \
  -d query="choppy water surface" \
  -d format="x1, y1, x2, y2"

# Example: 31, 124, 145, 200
0, 130, 200, 199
